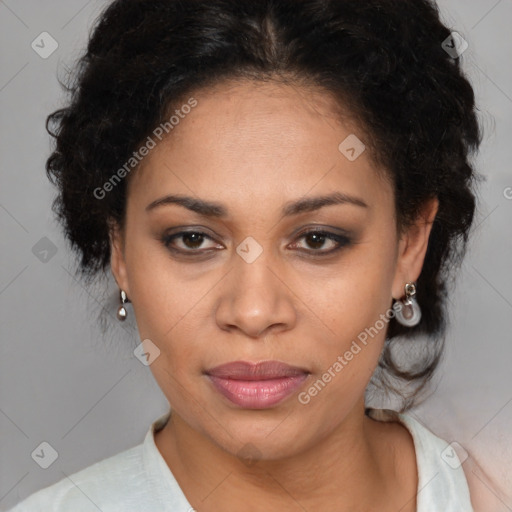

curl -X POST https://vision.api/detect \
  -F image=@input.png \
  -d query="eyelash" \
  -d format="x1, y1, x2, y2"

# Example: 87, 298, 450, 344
161, 229, 352, 257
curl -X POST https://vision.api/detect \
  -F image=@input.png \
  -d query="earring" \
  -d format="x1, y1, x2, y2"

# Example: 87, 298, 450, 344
393, 282, 421, 327
116, 289, 130, 321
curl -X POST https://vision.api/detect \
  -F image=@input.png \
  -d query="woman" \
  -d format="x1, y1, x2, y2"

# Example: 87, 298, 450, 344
7, 0, 483, 510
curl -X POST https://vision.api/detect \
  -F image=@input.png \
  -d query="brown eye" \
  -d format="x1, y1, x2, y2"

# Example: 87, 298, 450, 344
162, 231, 220, 253
161, 228, 351, 258
178, 232, 206, 250
291, 230, 351, 255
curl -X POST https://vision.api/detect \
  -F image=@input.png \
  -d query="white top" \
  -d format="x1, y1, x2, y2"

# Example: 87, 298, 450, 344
5, 408, 474, 511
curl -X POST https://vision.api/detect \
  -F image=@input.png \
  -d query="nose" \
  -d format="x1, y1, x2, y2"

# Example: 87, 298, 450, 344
214, 247, 297, 339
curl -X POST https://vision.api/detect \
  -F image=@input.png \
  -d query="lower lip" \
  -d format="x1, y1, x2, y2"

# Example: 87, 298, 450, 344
207, 374, 309, 409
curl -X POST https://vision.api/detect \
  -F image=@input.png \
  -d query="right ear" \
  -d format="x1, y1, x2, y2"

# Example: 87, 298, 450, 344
109, 220, 130, 296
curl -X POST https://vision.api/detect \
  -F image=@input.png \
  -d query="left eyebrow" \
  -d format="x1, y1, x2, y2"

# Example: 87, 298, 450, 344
145, 191, 368, 217
280, 192, 368, 217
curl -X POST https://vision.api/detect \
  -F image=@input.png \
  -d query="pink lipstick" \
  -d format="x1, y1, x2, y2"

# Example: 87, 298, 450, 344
205, 360, 309, 409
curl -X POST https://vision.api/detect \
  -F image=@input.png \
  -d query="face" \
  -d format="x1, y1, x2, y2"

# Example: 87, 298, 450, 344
110, 80, 435, 460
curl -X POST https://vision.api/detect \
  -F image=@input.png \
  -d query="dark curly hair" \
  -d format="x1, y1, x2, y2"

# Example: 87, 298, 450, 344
45, 0, 482, 410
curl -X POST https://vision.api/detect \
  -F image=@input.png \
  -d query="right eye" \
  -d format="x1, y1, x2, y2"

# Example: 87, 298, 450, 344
161, 230, 222, 255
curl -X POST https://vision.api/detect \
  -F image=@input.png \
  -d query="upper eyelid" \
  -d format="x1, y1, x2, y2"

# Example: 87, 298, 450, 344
164, 227, 348, 239
163, 224, 351, 237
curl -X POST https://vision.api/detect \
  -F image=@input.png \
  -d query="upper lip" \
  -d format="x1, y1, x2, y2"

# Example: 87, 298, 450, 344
205, 360, 309, 380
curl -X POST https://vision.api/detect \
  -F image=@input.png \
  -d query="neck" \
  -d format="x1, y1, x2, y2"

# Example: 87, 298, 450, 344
154, 400, 407, 511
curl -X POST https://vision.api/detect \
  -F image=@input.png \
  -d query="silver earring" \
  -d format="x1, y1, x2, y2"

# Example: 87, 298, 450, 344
116, 289, 130, 321
393, 282, 421, 327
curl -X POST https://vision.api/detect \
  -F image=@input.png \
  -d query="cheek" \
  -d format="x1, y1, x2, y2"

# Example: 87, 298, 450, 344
316, 236, 398, 331
123, 224, 187, 325
297, 260, 396, 426
309, 277, 391, 381
301, 233, 398, 383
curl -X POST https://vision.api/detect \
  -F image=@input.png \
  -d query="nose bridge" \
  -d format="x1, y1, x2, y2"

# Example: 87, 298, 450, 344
233, 234, 281, 303
215, 234, 296, 337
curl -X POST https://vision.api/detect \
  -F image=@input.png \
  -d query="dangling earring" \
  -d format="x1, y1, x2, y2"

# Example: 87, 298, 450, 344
394, 282, 421, 327
116, 289, 130, 321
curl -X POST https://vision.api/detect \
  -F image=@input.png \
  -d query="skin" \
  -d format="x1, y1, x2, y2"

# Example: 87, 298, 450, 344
110, 79, 438, 512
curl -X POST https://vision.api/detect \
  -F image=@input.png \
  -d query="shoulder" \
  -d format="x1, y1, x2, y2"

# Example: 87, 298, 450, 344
5, 411, 190, 512
5, 443, 147, 512
366, 408, 475, 512
458, 450, 511, 512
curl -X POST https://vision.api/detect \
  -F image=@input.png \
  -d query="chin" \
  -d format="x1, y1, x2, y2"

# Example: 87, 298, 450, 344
207, 417, 313, 462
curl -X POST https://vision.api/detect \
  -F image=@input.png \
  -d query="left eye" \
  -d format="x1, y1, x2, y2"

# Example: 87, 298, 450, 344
290, 230, 351, 254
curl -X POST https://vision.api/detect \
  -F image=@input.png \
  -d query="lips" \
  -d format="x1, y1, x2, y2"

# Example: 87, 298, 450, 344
205, 360, 309, 380
204, 360, 310, 409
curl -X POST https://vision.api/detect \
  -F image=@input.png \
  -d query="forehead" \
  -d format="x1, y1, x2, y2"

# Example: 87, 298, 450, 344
127, 79, 390, 214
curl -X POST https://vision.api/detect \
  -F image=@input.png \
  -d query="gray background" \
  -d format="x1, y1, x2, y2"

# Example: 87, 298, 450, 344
0, 0, 511, 510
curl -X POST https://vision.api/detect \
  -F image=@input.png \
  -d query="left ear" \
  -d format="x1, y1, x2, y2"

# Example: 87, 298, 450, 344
391, 197, 439, 299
